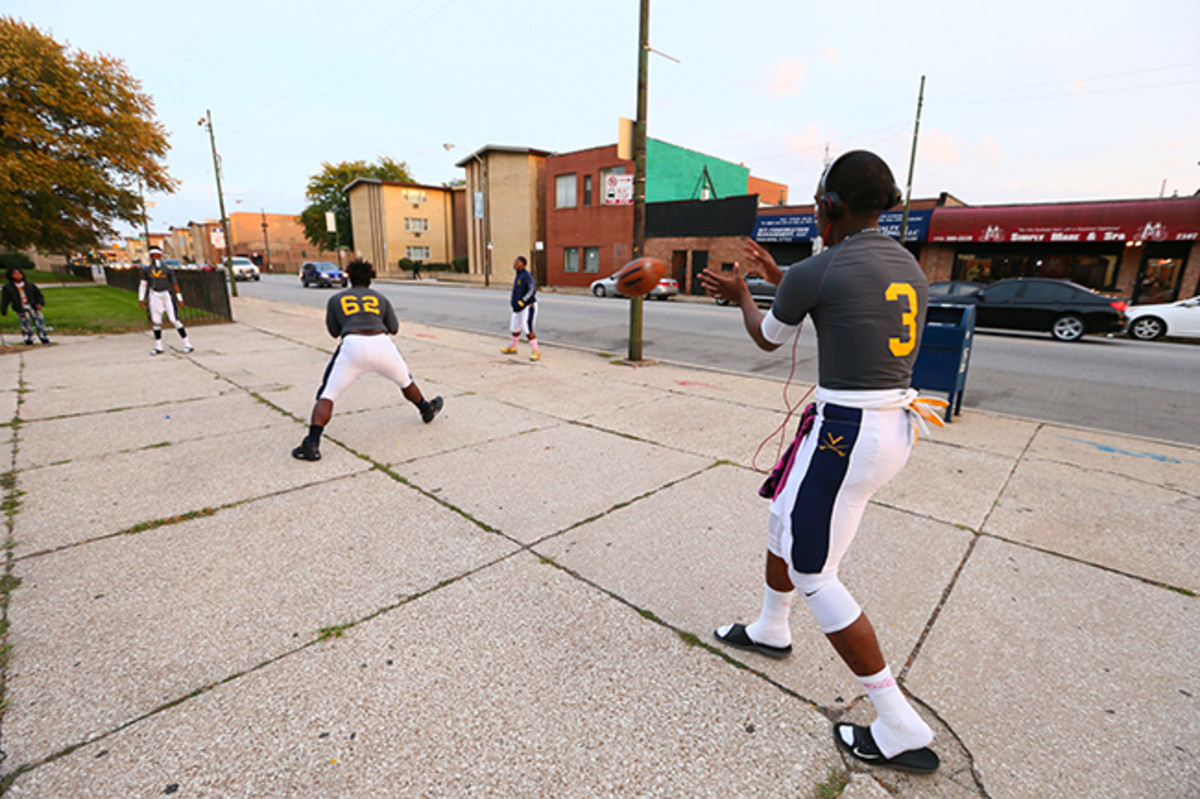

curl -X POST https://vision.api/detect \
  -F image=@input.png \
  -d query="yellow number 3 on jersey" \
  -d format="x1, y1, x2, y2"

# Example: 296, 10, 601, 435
339, 295, 381, 316
885, 282, 918, 358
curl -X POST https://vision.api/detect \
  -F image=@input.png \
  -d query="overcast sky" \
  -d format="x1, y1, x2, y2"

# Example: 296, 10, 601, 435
13, 0, 1200, 239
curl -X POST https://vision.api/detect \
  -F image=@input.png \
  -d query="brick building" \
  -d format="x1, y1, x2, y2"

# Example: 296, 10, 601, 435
544, 139, 779, 291
922, 197, 1200, 303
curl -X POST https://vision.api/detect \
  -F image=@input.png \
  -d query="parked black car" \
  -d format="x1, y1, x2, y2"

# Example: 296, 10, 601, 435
929, 280, 984, 296
933, 278, 1127, 341
300, 261, 347, 288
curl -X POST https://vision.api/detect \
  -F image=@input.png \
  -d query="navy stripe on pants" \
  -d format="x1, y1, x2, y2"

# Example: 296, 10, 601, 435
789, 404, 861, 574
315, 343, 342, 400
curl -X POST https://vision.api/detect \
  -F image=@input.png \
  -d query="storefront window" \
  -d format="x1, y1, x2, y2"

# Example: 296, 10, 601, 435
1071, 254, 1118, 288
1136, 257, 1181, 304
954, 247, 1121, 291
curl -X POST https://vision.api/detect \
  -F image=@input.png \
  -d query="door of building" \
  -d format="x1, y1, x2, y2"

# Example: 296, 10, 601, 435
1133, 253, 1184, 305
672, 250, 687, 289
689, 250, 708, 295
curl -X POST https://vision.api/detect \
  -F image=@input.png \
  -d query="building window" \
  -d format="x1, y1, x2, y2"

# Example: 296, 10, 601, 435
598, 165, 626, 189
583, 247, 599, 273
406, 246, 430, 260
555, 174, 577, 209
564, 247, 580, 272
402, 189, 428, 204
404, 218, 429, 232
583, 175, 593, 207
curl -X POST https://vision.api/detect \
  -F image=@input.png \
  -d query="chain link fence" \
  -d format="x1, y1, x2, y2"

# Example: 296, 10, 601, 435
103, 268, 233, 322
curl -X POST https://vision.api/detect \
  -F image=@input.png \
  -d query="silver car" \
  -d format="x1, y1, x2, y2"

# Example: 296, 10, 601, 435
589, 272, 679, 300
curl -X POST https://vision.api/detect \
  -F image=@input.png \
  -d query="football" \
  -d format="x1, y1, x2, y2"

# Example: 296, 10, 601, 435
615, 257, 669, 297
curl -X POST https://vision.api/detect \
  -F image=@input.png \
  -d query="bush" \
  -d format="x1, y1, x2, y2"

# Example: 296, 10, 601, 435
397, 258, 415, 273
452, 257, 468, 273
0, 252, 36, 274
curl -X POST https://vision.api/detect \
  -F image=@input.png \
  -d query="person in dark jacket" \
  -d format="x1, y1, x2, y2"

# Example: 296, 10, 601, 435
500, 256, 540, 361
1, 268, 50, 345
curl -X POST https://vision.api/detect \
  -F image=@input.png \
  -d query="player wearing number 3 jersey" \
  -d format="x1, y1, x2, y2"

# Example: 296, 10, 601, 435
292, 259, 442, 461
699, 150, 943, 775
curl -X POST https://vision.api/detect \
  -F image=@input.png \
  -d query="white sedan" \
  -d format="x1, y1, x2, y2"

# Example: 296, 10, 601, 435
589, 272, 679, 300
1125, 295, 1200, 340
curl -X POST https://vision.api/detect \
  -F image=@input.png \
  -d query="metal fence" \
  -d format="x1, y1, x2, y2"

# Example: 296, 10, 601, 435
103, 268, 233, 322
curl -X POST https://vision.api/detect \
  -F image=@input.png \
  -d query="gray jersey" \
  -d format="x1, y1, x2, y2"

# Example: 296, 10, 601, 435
140, 263, 177, 292
325, 287, 399, 338
770, 229, 927, 390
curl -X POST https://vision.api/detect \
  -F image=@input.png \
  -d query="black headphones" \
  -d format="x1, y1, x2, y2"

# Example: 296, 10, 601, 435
818, 151, 903, 220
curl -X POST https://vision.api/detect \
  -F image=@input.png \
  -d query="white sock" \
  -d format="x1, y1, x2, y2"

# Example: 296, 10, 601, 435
858, 666, 933, 758
744, 585, 794, 647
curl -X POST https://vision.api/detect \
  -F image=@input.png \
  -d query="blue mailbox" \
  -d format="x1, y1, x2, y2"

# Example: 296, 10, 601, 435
911, 303, 976, 421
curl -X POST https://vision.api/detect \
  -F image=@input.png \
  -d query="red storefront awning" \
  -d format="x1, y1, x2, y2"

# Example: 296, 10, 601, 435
928, 198, 1200, 244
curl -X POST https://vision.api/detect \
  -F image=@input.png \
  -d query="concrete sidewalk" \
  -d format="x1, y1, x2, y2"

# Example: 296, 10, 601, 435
0, 296, 1196, 797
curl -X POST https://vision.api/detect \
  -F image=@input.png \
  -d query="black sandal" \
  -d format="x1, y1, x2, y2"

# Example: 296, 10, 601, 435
713, 623, 792, 659
833, 722, 939, 774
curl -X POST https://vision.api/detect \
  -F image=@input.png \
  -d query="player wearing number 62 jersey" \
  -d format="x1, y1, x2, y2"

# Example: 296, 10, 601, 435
700, 150, 945, 776
292, 259, 442, 461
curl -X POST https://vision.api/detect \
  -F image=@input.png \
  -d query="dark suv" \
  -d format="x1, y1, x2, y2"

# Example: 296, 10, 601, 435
300, 261, 347, 288
933, 278, 1127, 341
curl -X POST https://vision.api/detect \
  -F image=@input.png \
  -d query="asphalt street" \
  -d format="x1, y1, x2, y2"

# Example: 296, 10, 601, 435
236, 274, 1200, 446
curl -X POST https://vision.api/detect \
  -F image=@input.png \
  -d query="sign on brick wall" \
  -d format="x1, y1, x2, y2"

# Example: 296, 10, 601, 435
604, 174, 634, 205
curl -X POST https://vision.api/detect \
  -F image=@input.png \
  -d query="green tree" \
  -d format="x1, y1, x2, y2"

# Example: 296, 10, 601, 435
0, 17, 176, 253
299, 157, 413, 252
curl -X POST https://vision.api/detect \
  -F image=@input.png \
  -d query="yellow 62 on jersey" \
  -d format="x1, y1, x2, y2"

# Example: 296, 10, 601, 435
339, 295, 381, 316
885, 282, 918, 357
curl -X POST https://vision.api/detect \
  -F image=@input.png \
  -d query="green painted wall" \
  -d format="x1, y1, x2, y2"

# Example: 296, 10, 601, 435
645, 139, 750, 203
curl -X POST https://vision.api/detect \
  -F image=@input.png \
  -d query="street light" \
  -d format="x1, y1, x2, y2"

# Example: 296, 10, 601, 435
444, 142, 491, 287
199, 110, 237, 297
235, 199, 271, 273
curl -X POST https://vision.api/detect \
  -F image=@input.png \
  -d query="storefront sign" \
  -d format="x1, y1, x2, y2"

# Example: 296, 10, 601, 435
752, 213, 815, 242
879, 209, 931, 241
928, 199, 1200, 244
753, 209, 931, 243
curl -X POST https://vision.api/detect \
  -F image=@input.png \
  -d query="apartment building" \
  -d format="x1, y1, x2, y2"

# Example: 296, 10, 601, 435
346, 180, 460, 278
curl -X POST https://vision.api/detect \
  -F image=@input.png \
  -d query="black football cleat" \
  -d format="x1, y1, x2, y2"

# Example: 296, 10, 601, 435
291, 439, 321, 461
421, 396, 443, 424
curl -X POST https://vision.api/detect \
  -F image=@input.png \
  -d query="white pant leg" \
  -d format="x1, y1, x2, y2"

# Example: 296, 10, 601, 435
149, 291, 177, 326
364, 334, 414, 390
768, 403, 912, 581
510, 306, 534, 336
318, 335, 412, 403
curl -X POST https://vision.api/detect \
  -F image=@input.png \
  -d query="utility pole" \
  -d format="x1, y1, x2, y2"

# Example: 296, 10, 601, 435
900, 75, 925, 245
628, 0, 650, 361
201, 109, 237, 297
260, 208, 270, 272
